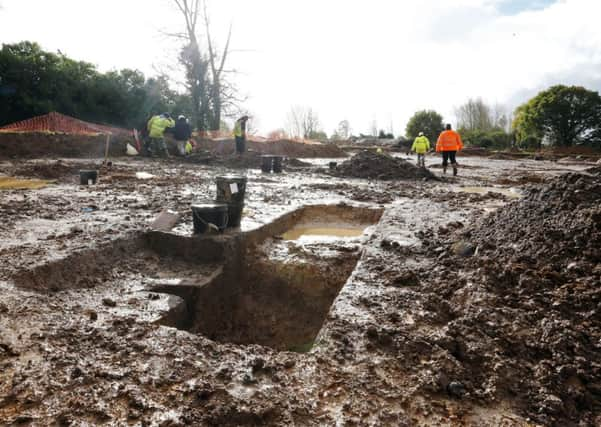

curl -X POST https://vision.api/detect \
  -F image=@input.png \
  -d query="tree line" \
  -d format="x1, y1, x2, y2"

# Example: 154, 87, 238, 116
0, 41, 191, 129
404, 86, 601, 150
0, 1, 243, 133
281, 85, 601, 150
1, 39, 600, 149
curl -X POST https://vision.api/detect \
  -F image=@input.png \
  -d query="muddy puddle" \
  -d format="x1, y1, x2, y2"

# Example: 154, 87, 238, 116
281, 225, 365, 241
451, 185, 522, 198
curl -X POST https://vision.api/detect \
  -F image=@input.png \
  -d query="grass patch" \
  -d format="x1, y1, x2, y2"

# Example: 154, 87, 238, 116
0, 177, 54, 190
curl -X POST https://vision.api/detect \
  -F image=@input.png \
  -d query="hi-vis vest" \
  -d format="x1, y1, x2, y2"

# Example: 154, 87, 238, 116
233, 121, 242, 137
436, 130, 463, 152
412, 136, 430, 154
148, 116, 175, 138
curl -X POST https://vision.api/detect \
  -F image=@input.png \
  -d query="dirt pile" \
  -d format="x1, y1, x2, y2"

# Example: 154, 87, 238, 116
471, 170, 601, 268
13, 160, 76, 180
194, 138, 346, 158
184, 150, 263, 169
460, 146, 490, 156
424, 169, 601, 424
335, 150, 435, 180
0, 132, 128, 159
184, 151, 312, 170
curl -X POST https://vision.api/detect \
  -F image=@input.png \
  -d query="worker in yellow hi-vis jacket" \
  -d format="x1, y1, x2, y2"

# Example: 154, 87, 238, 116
411, 132, 430, 168
233, 115, 249, 155
146, 113, 175, 157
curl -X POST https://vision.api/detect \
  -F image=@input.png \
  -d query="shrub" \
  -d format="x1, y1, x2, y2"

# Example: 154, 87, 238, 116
519, 135, 541, 151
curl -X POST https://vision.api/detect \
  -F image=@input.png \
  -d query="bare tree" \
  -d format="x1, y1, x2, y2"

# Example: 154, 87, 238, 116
172, 0, 208, 130
455, 99, 514, 133
285, 105, 322, 139
369, 119, 378, 137
171, 0, 240, 131
491, 103, 513, 132
455, 98, 492, 132
203, 1, 234, 130
335, 119, 351, 140
285, 105, 303, 138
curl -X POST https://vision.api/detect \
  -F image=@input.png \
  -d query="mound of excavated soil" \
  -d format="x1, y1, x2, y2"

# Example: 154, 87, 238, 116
427, 169, 601, 424
0, 132, 128, 159
13, 160, 76, 179
193, 138, 346, 158
184, 151, 312, 170
335, 150, 435, 180
472, 170, 601, 267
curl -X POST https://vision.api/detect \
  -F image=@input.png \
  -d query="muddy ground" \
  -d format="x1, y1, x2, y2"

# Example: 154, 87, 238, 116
0, 152, 600, 426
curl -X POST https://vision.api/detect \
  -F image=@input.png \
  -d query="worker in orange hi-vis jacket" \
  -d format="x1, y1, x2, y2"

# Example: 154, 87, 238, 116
436, 124, 463, 176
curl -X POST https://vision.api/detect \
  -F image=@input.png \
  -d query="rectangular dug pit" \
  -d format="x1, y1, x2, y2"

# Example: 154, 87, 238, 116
184, 204, 383, 351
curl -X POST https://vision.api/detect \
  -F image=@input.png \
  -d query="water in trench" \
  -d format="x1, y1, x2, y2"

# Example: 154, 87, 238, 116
281, 226, 366, 242
165, 205, 383, 352
452, 185, 522, 199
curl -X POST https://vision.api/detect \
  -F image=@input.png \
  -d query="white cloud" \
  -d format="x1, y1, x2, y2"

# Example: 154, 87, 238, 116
1, 0, 600, 135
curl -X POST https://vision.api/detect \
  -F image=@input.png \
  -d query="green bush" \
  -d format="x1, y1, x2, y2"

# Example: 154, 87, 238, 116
461, 129, 512, 149
518, 135, 541, 151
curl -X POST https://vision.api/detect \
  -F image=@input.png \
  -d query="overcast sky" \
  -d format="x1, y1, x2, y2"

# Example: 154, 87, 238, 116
1, 0, 601, 135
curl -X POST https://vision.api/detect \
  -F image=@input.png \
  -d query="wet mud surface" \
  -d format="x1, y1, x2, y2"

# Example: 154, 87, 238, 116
0, 153, 600, 425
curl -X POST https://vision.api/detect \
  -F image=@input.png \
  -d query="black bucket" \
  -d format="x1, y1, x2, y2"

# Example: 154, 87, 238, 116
79, 170, 98, 185
191, 203, 229, 234
261, 155, 274, 173
226, 202, 244, 228
216, 175, 247, 204
329, 161, 337, 170
272, 156, 283, 173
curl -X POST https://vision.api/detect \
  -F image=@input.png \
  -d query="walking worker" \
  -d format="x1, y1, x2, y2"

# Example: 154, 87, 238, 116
147, 113, 175, 158
233, 115, 249, 155
436, 124, 463, 176
411, 131, 430, 168
173, 115, 192, 156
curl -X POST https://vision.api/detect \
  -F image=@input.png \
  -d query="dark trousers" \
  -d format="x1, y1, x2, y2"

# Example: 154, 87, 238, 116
442, 151, 457, 167
235, 136, 246, 154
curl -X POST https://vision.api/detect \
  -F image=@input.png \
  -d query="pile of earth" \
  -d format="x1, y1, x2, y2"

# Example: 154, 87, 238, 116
422, 169, 601, 425
10, 160, 132, 183
0, 132, 128, 159
184, 151, 311, 170
12, 160, 78, 180
470, 169, 601, 269
286, 158, 312, 168
459, 146, 490, 156
334, 150, 435, 180
193, 137, 346, 158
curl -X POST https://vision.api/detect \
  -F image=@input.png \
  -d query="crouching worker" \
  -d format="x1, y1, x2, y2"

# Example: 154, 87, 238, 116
147, 113, 175, 158
411, 132, 430, 168
174, 115, 192, 156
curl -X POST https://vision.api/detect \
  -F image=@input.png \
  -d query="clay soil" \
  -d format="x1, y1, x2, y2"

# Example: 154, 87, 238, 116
0, 152, 600, 426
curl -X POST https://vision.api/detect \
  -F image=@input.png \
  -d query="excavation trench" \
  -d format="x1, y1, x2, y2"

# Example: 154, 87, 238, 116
10, 204, 383, 352
153, 204, 383, 351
